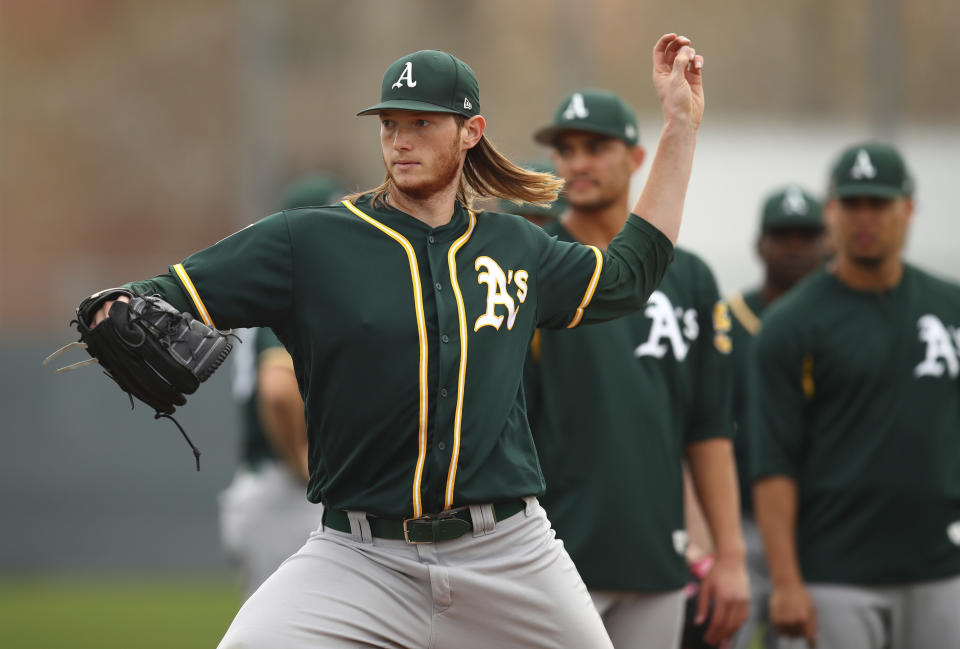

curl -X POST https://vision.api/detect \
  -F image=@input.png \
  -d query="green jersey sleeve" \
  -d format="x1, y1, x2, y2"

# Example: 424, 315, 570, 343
131, 212, 294, 331
686, 258, 734, 444
748, 307, 810, 480
536, 214, 674, 329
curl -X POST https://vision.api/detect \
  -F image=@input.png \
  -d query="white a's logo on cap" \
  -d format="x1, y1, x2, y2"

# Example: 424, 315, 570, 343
782, 186, 809, 215
392, 61, 417, 89
850, 149, 877, 179
563, 93, 589, 120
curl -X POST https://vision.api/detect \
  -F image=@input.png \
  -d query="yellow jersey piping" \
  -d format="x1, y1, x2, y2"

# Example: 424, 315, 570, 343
567, 245, 603, 328
173, 263, 214, 327
342, 200, 430, 518
442, 210, 476, 510
728, 291, 762, 336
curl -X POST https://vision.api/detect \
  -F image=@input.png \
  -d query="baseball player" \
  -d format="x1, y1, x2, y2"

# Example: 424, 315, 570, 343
525, 88, 749, 649
750, 143, 960, 648
219, 175, 344, 598
727, 186, 826, 649
87, 34, 705, 648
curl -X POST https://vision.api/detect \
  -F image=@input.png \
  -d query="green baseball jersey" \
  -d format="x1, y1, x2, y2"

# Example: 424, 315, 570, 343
750, 265, 960, 584
129, 195, 674, 519
728, 288, 765, 516
527, 221, 733, 591
232, 327, 287, 467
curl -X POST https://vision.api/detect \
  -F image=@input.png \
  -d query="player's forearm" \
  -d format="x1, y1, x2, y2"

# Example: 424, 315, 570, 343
686, 438, 745, 559
258, 365, 310, 482
630, 122, 697, 245
753, 475, 804, 587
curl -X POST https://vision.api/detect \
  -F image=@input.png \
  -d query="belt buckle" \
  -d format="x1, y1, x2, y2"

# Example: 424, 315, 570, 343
402, 516, 432, 544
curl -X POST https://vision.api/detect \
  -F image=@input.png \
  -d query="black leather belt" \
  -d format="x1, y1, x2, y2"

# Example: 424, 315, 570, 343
323, 499, 525, 544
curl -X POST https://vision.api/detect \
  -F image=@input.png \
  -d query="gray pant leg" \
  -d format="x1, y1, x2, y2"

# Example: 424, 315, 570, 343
731, 517, 774, 649
219, 498, 613, 649
898, 573, 960, 649
777, 583, 890, 649
590, 588, 685, 649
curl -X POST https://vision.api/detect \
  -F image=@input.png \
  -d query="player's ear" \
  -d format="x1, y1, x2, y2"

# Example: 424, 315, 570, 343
461, 115, 485, 150
629, 145, 646, 172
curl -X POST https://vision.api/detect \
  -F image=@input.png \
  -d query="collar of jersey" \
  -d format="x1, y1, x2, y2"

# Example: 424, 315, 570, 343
356, 196, 471, 244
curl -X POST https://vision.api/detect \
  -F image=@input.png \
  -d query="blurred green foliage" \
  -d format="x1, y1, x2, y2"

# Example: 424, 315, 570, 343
0, 576, 239, 649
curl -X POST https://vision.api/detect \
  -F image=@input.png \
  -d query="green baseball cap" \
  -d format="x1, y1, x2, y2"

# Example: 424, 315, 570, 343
281, 173, 345, 209
357, 50, 480, 118
760, 185, 824, 233
534, 89, 639, 146
497, 161, 566, 219
829, 142, 914, 199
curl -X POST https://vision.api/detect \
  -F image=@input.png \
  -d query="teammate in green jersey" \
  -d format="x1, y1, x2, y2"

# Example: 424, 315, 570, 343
87, 35, 705, 648
526, 88, 749, 649
727, 186, 826, 649
751, 143, 960, 649
219, 174, 343, 598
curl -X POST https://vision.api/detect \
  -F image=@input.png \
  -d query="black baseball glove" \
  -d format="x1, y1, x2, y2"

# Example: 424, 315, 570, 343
45, 287, 234, 468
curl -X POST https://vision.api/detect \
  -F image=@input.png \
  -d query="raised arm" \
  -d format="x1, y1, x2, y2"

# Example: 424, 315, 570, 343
633, 33, 704, 244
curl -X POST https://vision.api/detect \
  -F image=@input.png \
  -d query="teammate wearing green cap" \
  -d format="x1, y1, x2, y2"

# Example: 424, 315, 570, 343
85, 34, 705, 648
219, 174, 344, 598
726, 186, 826, 649
751, 143, 960, 649
526, 88, 749, 649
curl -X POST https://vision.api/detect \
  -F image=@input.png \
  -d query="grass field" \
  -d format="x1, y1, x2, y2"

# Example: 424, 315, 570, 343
0, 575, 241, 649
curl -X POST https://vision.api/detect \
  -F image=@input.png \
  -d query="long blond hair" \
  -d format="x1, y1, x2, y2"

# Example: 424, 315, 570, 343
346, 116, 563, 210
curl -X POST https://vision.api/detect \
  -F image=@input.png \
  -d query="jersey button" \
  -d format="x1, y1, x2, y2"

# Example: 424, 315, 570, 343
440, 388, 448, 398
434, 282, 443, 292
438, 441, 446, 451
441, 334, 450, 343
428, 235, 436, 244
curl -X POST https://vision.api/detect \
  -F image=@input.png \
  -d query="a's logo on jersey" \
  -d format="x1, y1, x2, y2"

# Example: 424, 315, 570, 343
562, 93, 590, 120
914, 314, 960, 379
850, 149, 877, 179
391, 61, 417, 89
713, 302, 733, 354
781, 186, 810, 215
473, 256, 529, 332
635, 291, 698, 361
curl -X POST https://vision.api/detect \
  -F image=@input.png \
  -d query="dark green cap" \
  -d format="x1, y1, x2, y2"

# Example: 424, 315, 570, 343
829, 142, 914, 199
497, 161, 566, 219
357, 50, 480, 117
760, 185, 824, 232
281, 173, 345, 209
534, 89, 639, 146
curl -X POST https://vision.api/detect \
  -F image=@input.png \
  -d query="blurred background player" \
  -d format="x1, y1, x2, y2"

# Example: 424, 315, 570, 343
219, 173, 344, 598
751, 143, 960, 648
525, 89, 749, 649
727, 186, 827, 649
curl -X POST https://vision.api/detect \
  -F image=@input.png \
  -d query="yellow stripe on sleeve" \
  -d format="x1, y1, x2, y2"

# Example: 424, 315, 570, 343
566, 245, 603, 329
173, 263, 214, 327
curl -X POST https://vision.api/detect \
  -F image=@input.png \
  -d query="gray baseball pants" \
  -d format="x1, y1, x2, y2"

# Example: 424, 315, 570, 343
218, 497, 614, 648
590, 587, 685, 648
777, 574, 960, 649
